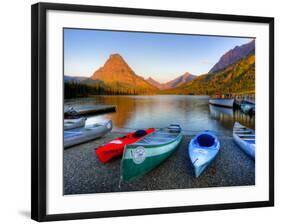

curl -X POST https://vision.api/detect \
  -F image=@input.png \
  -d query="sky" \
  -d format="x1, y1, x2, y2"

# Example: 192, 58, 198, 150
64, 28, 253, 83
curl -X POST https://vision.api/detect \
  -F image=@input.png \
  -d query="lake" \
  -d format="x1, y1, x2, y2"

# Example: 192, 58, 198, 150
65, 95, 255, 136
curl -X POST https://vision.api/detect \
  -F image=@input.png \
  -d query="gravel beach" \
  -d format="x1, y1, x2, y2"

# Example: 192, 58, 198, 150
64, 131, 255, 195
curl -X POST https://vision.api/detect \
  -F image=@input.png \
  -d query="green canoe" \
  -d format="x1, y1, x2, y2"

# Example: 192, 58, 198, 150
121, 128, 183, 182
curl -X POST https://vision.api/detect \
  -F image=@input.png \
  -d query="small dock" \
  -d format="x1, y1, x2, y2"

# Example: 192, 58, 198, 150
64, 104, 116, 117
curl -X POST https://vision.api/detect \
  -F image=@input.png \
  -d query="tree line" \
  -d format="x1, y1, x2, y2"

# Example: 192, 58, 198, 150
64, 81, 154, 98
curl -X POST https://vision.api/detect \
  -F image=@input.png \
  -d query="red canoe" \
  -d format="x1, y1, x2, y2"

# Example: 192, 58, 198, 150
95, 128, 155, 163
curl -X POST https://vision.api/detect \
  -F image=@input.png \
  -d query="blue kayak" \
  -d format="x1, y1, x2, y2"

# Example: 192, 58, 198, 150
188, 131, 220, 177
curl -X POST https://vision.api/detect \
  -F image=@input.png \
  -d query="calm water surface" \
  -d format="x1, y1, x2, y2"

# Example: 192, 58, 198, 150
65, 95, 255, 136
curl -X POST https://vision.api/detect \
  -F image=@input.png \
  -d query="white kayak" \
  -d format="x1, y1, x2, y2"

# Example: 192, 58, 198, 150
188, 131, 220, 177
64, 120, 112, 149
233, 122, 255, 159
64, 117, 87, 130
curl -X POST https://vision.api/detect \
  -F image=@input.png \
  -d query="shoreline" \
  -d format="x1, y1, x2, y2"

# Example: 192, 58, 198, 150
64, 131, 255, 195
64, 92, 255, 98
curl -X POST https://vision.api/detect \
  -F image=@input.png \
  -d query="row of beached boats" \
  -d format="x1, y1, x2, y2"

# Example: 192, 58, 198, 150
188, 123, 255, 177
64, 115, 255, 182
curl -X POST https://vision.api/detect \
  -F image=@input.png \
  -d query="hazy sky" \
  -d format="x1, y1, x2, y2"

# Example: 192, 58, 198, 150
64, 28, 253, 83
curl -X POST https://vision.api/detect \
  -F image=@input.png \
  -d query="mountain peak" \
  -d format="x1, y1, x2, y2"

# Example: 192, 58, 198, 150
146, 77, 163, 89
147, 77, 158, 82
182, 72, 192, 78
91, 53, 156, 93
109, 53, 124, 60
209, 39, 255, 73
164, 72, 195, 88
146, 72, 195, 90
104, 54, 131, 70
91, 53, 135, 81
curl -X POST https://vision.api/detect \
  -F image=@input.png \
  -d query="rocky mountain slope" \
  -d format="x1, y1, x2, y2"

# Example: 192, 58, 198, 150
209, 40, 255, 73
91, 54, 156, 94
161, 53, 255, 95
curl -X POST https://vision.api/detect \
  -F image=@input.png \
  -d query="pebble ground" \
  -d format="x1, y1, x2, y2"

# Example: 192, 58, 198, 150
64, 132, 255, 195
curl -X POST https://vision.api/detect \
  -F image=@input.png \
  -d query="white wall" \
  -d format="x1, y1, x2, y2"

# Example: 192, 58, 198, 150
0, 0, 279, 223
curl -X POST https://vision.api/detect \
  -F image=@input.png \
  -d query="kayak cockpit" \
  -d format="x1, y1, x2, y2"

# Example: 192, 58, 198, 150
193, 132, 219, 149
197, 134, 215, 147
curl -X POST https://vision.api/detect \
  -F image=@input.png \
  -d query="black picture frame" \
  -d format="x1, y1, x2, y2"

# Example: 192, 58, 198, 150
31, 2, 274, 222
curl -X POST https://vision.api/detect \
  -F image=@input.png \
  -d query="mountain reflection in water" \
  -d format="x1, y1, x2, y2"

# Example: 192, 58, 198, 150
65, 95, 255, 136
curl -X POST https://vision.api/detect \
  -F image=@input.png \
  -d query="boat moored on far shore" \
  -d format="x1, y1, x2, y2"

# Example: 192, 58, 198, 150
240, 100, 255, 114
209, 94, 234, 108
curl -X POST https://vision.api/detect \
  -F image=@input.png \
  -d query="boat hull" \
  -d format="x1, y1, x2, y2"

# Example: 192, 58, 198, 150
209, 98, 234, 108
233, 122, 255, 159
240, 103, 255, 114
95, 128, 155, 163
209, 104, 233, 117
188, 131, 220, 177
64, 117, 86, 130
64, 120, 112, 149
121, 132, 183, 182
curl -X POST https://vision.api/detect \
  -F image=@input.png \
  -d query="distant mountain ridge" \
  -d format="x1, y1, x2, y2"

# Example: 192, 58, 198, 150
64, 75, 103, 85
146, 72, 195, 90
161, 52, 255, 95
65, 39, 255, 97
163, 72, 195, 89
209, 40, 255, 73
64, 76, 88, 82
146, 77, 164, 89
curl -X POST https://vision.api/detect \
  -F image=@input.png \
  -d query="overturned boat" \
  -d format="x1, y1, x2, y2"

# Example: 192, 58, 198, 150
64, 120, 112, 149
64, 117, 87, 130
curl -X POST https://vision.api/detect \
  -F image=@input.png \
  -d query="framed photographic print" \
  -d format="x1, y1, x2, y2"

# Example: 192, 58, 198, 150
31, 2, 274, 222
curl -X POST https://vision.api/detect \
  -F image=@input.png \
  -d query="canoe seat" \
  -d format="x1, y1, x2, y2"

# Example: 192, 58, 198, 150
239, 135, 255, 139
237, 134, 255, 136
235, 131, 252, 134
197, 134, 215, 147
240, 138, 255, 141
